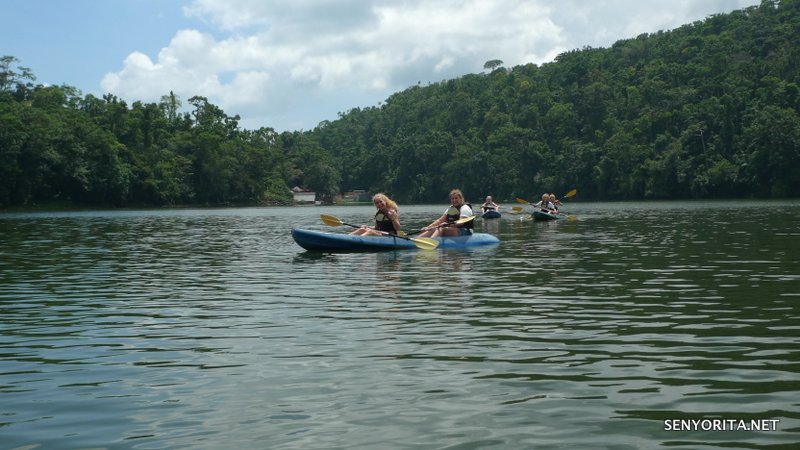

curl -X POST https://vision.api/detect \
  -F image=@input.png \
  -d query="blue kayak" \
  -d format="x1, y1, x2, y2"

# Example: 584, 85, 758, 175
481, 210, 501, 219
532, 210, 562, 221
292, 228, 500, 252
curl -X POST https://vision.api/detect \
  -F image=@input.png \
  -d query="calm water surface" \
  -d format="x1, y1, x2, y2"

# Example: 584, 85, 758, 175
1, 201, 798, 449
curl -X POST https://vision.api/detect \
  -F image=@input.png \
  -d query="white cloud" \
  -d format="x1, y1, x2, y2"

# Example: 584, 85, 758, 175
434, 57, 455, 74
102, 0, 761, 131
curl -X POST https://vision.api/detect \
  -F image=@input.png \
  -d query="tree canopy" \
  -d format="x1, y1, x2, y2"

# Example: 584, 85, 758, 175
1, 0, 798, 208
310, 0, 800, 202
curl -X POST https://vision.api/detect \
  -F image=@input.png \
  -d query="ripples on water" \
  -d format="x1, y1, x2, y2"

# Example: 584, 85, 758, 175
1, 202, 798, 449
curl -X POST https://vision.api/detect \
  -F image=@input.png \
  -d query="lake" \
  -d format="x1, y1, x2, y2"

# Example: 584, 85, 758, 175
1, 200, 798, 449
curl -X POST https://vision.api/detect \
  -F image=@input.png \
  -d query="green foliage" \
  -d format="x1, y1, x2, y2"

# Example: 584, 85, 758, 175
0, 62, 298, 207
306, 0, 800, 201
483, 59, 504, 71
2, 0, 800, 208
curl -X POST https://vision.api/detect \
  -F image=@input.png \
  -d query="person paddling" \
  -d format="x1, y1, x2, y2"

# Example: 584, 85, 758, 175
549, 194, 563, 212
533, 193, 555, 213
350, 193, 401, 236
481, 196, 499, 213
419, 189, 474, 238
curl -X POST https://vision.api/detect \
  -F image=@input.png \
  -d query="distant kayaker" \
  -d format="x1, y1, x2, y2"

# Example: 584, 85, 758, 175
350, 193, 401, 236
549, 194, 563, 211
481, 196, 499, 213
533, 193, 555, 212
419, 189, 474, 238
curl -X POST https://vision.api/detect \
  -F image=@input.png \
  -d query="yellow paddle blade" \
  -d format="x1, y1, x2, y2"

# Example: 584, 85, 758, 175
563, 189, 577, 199
511, 206, 524, 212
456, 215, 477, 225
410, 237, 439, 250
515, 197, 530, 204
320, 214, 344, 227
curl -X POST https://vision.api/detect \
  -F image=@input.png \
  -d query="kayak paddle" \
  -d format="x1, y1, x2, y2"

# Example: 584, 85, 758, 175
319, 214, 439, 250
404, 215, 477, 236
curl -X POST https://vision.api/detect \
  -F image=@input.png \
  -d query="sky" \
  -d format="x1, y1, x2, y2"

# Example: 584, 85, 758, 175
2, 0, 761, 132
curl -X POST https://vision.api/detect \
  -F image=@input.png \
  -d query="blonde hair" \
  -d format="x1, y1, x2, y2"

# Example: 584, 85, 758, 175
373, 193, 398, 211
449, 189, 464, 202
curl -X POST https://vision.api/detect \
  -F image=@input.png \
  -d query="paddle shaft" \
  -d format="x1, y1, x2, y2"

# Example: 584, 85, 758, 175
341, 221, 411, 240
406, 216, 475, 236
319, 214, 438, 248
362, 227, 440, 250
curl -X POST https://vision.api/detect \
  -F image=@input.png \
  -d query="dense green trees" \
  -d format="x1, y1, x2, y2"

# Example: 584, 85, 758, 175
1, 0, 798, 208
0, 58, 298, 207
309, 0, 800, 201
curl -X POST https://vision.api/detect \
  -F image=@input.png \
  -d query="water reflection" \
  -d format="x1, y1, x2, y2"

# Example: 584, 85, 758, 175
1, 202, 798, 449
479, 216, 501, 235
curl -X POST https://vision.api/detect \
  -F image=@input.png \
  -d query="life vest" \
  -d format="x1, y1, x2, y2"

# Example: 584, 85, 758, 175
535, 201, 555, 211
446, 204, 474, 230
375, 211, 396, 234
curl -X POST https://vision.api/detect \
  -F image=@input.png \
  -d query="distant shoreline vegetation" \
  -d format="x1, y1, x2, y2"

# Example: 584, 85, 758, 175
0, 199, 294, 213
1, 0, 798, 210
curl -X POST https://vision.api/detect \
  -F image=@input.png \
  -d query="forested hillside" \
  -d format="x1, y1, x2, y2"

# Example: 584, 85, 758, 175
312, 0, 800, 202
0, 72, 349, 207
1, 0, 798, 208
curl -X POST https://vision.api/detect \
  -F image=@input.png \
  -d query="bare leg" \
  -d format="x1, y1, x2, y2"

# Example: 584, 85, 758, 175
361, 228, 385, 236
438, 226, 460, 237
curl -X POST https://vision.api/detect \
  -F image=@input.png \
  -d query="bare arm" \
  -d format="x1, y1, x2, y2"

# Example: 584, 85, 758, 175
426, 213, 447, 229
387, 209, 401, 233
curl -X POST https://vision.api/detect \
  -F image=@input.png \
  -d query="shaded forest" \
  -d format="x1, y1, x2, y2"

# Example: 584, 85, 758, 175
1, 0, 798, 208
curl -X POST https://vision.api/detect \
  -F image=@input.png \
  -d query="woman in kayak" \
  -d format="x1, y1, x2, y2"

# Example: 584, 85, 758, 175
350, 193, 401, 236
533, 193, 555, 212
419, 189, 474, 238
481, 195, 499, 213
548, 194, 563, 212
